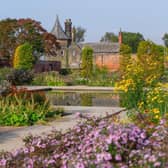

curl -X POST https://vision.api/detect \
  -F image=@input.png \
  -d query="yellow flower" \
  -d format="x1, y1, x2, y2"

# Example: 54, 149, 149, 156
138, 101, 144, 109
154, 115, 160, 119
152, 108, 160, 114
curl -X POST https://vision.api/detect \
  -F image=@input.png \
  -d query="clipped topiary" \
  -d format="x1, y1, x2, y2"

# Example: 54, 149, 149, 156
81, 46, 93, 79
13, 42, 34, 70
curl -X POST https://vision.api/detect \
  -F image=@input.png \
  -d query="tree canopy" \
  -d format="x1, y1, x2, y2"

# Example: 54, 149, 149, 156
0, 18, 59, 61
100, 32, 118, 43
100, 31, 145, 53
75, 26, 86, 43
122, 32, 145, 53
162, 33, 168, 47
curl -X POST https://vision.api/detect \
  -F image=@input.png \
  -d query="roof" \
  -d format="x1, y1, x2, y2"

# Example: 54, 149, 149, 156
78, 42, 120, 53
51, 16, 69, 40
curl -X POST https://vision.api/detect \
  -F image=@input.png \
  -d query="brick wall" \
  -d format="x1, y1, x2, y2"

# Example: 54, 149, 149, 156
95, 53, 120, 71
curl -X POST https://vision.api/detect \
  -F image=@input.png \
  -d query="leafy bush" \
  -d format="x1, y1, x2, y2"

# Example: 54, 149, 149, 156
59, 68, 71, 76
32, 72, 65, 86
7, 69, 34, 85
0, 88, 50, 126
13, 42, 35, 70
0, 115, 168, 167
0, 80, 12, 96
0, 67, 13, 82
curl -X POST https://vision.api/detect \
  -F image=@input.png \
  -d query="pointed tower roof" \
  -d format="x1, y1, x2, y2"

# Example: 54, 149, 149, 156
51, 15, 69, 40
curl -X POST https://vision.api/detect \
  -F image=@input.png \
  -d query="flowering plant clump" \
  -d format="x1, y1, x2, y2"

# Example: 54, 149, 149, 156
0, 114, 168, 168
136, 86, 168, 124
116, 61, 145, 109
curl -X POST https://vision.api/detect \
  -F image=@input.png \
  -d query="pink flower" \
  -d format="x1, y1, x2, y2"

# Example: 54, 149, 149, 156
0, 159, 6, 166
75, 162, 85, 168
115, 154, 122, 161
75, 112, 82, 118
154, 162, 161, 167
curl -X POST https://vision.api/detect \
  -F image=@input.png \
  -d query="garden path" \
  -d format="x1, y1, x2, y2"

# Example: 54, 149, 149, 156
0, 106, 125, 152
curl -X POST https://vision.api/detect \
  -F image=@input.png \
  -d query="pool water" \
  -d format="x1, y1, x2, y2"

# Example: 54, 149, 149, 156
47, 91, 120, 107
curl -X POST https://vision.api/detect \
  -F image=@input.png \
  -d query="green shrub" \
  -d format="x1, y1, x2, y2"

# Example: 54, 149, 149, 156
7, 69, 34, 85
59, 68, 71, 76
13, 42, 34, 70
0, 80, 12, 96
0, 67, 13, 81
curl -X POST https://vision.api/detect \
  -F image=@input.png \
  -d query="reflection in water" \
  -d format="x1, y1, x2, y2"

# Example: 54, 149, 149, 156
47, 91, 120, 107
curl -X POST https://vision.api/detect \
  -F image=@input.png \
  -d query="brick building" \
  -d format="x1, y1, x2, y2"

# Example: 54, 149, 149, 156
46, 16, 121, 71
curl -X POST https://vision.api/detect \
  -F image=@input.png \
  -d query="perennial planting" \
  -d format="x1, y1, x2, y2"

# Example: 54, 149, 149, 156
0, 114, 168, 167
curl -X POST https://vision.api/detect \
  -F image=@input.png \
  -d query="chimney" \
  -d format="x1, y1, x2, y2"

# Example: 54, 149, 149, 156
65, 19, 72, 40
72, 26, 76, 43
118, 28, 122, 45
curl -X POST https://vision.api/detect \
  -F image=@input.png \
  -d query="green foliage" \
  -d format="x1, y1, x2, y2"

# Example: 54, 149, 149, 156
0, 90, 50, 126
117, 41, 164, 108
116, 41, 167, 124
119, 44, 132, 75
0, 18, 18, 59
32, 72, 65, 86
81, 46, 93, 79
0, 67, 13, 81
0, 80, 12, 96
6, 69, 34, 85
74, 66, 118, 86
80, 93, 92, 106
137, 41, 164, 82
162, 33, 168, 47
75, 26, 86, 43
0, 18, 58, 60
88, 66, 117, 86
59, 68, 71, 76
13, 43, 34, 70
100, 32, 118, 42
122, 32, 145, 53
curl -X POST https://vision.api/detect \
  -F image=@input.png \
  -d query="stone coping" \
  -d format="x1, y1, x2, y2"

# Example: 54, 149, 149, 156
17, 86, 116, 92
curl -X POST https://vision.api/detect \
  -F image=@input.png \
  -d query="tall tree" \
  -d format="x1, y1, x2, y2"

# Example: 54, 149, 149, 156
0, 18, 18, 59
122, 32, 145, 53
75, 26, 86, 43
0, 18, 59, 61
100, 32, 118, 42
162, 33, 168, 47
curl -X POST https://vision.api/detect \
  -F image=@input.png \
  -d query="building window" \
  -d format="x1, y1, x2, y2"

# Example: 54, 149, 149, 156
72, 50, 76, 57
61, 50, 64, 56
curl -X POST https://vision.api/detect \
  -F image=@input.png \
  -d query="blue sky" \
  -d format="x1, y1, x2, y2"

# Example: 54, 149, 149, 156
0, 0, 168, 44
